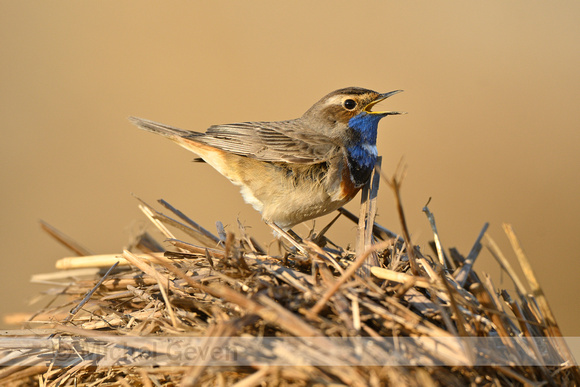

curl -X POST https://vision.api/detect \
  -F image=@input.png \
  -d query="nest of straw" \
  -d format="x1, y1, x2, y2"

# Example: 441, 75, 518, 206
1, 164, 578, 386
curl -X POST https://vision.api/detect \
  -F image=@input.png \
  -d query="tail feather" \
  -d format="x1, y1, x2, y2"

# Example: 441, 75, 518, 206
129, 116, 198, 139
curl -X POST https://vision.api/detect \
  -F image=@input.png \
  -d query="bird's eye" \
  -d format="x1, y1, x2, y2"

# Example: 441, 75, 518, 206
343, 99, 357, 110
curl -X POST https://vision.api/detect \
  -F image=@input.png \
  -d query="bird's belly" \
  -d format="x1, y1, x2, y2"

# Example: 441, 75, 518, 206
257, 182, 357, 230
236, 159, 358, 229
195, 149, 360, 229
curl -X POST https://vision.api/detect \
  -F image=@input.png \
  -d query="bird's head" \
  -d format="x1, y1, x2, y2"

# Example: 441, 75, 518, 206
301, 87, 404, 142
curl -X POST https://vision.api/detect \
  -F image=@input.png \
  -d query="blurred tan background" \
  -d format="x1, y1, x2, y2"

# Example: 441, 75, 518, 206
1, 2, 578, 335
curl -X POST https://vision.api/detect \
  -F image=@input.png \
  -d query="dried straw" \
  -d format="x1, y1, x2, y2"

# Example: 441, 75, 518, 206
1, 164, 578, 386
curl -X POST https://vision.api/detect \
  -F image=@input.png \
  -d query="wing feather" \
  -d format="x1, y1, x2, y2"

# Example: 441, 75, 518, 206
132, 116, 340, 164
192, 120, 339, 164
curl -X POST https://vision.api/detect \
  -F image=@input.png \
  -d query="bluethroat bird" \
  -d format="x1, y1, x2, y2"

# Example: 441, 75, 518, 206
130, 87, 402, 230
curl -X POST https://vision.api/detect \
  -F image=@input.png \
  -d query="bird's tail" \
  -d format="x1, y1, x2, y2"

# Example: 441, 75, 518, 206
129, 116, 196, 139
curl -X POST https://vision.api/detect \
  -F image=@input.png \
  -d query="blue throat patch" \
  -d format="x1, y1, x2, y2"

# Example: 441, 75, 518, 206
346, 112, 384, 187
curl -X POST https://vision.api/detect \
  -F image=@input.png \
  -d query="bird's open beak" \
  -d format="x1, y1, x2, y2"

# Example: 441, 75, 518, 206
365, 90, 405, 116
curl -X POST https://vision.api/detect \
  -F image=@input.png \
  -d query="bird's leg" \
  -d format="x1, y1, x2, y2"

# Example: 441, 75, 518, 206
309, 212, 342, 247
286, 229, 303, 243
265, 221, 308, 256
